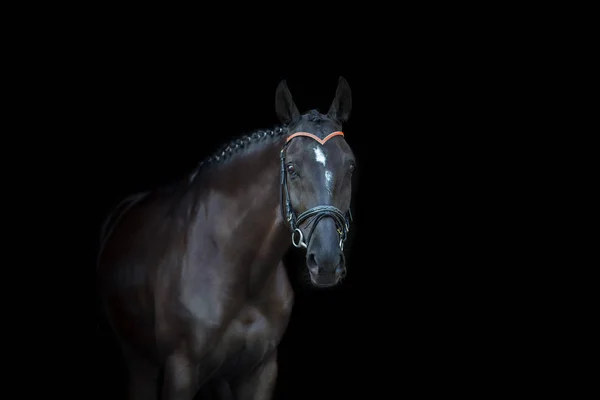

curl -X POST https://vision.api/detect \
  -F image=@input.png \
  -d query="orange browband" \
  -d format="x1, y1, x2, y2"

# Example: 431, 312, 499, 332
286, 131, 344, 145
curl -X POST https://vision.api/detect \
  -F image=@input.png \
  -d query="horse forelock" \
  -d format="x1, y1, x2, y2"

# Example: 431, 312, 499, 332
288, 109, 342, 140
306, 109, 323, 122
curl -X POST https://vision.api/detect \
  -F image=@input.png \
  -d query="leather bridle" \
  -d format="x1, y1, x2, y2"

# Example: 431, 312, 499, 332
279, 131, 353, 250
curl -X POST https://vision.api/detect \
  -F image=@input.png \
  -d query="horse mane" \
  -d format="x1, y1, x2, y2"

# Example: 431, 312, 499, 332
188, 125, 289, 183
188, 109, 336, 183
98, 110, 332, 254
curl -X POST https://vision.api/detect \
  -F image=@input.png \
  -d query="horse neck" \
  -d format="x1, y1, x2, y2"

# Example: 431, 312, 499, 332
189, 136, 290, 290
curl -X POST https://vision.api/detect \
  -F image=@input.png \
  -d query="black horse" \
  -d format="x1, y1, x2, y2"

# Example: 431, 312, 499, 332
97, 77, 357, 400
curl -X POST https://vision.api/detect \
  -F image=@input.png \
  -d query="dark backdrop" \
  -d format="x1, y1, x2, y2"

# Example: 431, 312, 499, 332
90, 41, 533, 398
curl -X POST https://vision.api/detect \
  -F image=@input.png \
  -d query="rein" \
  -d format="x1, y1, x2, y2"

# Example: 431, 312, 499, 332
279, 131, 352, 250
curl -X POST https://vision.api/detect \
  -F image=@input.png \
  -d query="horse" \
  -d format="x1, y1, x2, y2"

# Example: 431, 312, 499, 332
96, 77, 357, 400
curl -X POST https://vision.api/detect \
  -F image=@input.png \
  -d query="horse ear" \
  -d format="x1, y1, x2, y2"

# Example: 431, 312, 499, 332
327, 76, 352, 123
275, 80, 300, 125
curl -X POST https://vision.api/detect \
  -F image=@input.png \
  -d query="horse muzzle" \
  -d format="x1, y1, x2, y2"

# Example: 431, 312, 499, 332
307, 266, 346, 287
306, 230, 347, 287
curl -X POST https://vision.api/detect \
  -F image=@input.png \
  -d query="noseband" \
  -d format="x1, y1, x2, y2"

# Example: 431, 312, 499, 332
279, 131, 353, 250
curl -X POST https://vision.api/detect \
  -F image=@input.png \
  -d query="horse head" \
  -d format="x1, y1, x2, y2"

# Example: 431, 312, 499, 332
276, 77, 356, 288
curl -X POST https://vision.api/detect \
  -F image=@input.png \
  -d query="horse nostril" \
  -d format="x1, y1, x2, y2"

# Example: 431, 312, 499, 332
307, 253, 317, 269
309, 252, 344, 274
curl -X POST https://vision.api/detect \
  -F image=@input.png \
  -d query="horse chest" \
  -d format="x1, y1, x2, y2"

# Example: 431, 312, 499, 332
208, 305, 284, 375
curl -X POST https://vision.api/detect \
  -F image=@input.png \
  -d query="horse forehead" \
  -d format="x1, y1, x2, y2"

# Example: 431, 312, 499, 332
313, 140, 343, 158
306, 143, 347, 170
311, 145, 328, 167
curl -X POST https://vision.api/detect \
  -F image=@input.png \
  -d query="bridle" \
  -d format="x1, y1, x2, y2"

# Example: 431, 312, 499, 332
279, 131, 353, 251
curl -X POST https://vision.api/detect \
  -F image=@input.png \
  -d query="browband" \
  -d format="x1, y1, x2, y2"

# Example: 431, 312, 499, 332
286, 131, 344, 145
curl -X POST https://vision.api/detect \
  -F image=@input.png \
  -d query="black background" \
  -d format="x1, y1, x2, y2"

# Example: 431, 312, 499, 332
87, 29, 542, 399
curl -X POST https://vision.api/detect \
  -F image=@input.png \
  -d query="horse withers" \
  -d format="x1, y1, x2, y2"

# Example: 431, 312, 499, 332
97, 77, 357, 400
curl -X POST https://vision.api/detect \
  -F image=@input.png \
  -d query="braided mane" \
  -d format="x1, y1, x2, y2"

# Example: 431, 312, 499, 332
188, 126, 288, 183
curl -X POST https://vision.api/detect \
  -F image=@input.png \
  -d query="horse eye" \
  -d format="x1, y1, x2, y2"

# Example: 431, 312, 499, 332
349, 164, 355, 173
286, 164, 296, 175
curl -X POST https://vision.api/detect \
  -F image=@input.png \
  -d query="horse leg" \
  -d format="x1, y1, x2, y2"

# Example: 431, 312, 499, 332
233, 351, 278, 400
195, 379, 234, 400
214, 379, 234, 400
123, 350, 160, 400
161, 350, 199, 400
